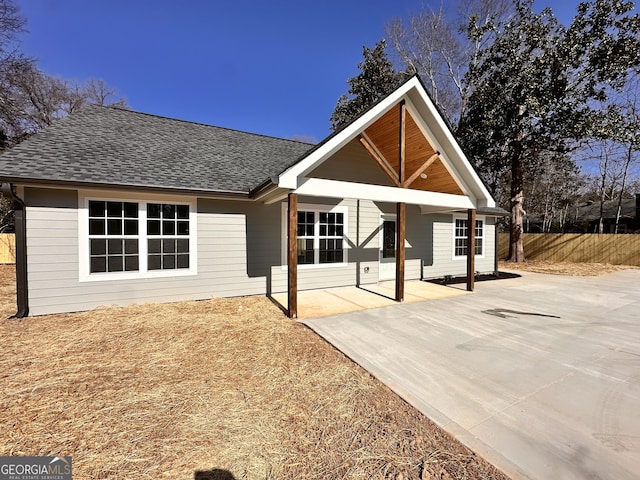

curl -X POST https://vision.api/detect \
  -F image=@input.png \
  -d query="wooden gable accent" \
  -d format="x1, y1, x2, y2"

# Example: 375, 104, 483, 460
362, 103, 464, 196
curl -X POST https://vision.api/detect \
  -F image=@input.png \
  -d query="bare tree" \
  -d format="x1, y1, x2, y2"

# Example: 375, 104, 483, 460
386, 0, 514, 125
84, 78, 128, 108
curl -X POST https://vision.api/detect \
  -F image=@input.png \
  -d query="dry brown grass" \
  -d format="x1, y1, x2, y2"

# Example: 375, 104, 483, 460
499, 259, 638, 276
0, 265, 507, 480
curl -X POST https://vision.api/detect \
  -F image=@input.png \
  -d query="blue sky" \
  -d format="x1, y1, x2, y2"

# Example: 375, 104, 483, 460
15, 0, 630, 142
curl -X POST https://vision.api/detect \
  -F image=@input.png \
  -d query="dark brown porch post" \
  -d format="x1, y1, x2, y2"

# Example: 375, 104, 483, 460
395, 202, 406, 302
466, 208, 476, 291
396, 100, 406, 303
287, 193, 298, 318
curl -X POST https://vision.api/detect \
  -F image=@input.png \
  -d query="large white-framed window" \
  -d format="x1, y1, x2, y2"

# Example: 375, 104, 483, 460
453, 215, 484, 259
281, 203, 348, 268
79, 191, 197, 281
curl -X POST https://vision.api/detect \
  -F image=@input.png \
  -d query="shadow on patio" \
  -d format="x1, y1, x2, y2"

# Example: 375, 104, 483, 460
270, 280, 468, 319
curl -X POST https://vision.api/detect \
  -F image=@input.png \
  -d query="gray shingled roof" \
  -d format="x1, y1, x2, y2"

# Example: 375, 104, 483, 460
0, 104, 314, 194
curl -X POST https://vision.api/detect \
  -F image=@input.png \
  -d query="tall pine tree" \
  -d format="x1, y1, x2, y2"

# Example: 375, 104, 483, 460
330, 39, 408, 130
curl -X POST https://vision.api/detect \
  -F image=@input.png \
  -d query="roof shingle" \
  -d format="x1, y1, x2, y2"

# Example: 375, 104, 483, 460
0, 104, 314, 194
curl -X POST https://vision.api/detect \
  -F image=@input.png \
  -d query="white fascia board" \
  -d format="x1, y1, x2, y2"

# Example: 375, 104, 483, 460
405, 89, 495, 208
294, 178, 475, 210
278, 78, 423, 190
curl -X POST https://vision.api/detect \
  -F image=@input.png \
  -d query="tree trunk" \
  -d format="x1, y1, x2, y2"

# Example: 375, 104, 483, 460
614, 143, 634, 233
507, 148, 526, 262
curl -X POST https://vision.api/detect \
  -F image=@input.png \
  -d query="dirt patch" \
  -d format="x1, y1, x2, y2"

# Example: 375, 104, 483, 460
499, 260, 638, 276
0, 264, 507, 479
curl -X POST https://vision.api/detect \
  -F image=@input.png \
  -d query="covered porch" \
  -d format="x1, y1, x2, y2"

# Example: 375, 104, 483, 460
251, 77, 497, 319
271, 279, 468, 320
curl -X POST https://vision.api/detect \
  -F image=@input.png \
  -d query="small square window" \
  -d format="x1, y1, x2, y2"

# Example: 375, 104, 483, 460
90, 239, 106, 256
107, 219, 122, 236
147, 203, 161, 218
107, 256, 123, 272
163, 220, 175, 236
177, 221, 189, 235
124, 239, 138, 255
176, 205, 189, 219
89, 201, 105, 218
125, 256, 139, 271
90, 257, 106, 273
89, 219, 105, 236
148, 239, 161, 254
177, 254, 189, 269
163, 254, 176, 269
163, 204, 176, 219
163, 239, 176, 254
148, 254, 161, 270
108, 239, 123, 255
147, 220, 161, 236
124, 219, 138, 235
177, 239, 189, 254
107, 202, 122, 217
124, 202, 138, 218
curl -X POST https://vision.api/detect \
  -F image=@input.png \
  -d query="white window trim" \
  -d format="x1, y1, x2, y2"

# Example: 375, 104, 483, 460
452, 214, 485, 260
280, 202, 349, 269
78, 190, 198, 282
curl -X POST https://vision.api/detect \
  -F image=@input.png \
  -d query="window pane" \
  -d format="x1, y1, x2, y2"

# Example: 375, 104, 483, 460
328, 224, 335, 236
297, 224, 305, 236
163, 239, 176, 253
148, 239, 161, 254
107, 202, 122, 217
319, 224, 327, 236
306, 212, 314, 223
336, 213, 343, 224
90, 257, 106, 273
124, 239, 138, 254
89, 201, 105, 218
107, 219, 122, 235
297, 238, 314, 265
124, 219, 138, 235
320, 212, 327, 223
147, 219, 161, 236
89, 219, 105, 235
125, 255, 139, 271
163, 204, 176, 219
108, 239, 123, 254
177, 239, 189, 254
177, 254, 189, 269
336, 225, 343, 236
177, 221, 189, 235
297, 212, 306, 223
148, 254, 161, 270
163, 254, 176, 269
162, 220, 175, 235
107, 256, 123, 272
123, 202, 138, 218
176, 205, 189, 219
90, 239, 106, 256
147, 203, 161, 218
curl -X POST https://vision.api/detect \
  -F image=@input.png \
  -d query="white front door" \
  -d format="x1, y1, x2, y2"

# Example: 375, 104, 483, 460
379, 215, 396, 281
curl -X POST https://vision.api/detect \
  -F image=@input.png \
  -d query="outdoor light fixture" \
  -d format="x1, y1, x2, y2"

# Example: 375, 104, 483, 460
420, 173, 428, 179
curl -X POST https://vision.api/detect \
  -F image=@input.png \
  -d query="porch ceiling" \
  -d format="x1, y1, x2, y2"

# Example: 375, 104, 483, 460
363, 104, 464, 195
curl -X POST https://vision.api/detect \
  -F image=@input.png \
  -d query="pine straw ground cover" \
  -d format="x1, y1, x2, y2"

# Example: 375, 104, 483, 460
0, 264, 507, 480
498, 259, 638, 276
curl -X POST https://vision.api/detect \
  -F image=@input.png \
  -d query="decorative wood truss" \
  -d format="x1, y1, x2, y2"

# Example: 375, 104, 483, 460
358, 101, 464, 195
286, 100, 477, 318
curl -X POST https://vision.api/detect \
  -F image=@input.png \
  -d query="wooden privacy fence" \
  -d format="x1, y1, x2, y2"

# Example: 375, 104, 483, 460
0, 234, 15, 264
498, 233, 640, 266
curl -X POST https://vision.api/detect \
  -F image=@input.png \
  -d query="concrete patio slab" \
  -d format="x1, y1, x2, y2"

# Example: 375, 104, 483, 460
270, 279, 467, 319
303, 268, 640, 480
